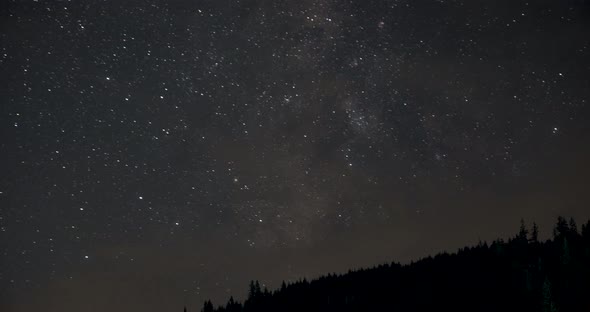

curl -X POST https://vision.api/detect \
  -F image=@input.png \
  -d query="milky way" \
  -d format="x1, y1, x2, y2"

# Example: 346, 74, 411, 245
1, 1, 590, 311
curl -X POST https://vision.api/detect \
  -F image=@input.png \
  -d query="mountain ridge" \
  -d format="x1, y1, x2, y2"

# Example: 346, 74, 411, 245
197, 217, 590, 312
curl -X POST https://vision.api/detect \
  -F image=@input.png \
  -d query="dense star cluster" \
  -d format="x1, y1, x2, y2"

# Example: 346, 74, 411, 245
1, 1, 589, 311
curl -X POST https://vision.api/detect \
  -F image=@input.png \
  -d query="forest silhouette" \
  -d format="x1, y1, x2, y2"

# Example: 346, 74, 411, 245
196, 217, 590, 312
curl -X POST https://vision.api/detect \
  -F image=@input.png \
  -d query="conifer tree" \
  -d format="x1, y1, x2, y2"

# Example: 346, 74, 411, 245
554, 216, 569, 238
531, 222, 539, 243
569, 218, 578, 234
542, 277, 558, 312
582, 220, 590, 240
280, 281, 287, 292
518, 219, 528, 241
202, 300, 214, 312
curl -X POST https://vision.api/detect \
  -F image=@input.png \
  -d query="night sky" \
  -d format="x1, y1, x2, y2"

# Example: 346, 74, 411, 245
1, 0, 590, 311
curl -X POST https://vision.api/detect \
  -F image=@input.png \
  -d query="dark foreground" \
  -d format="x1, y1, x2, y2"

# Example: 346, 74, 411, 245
198, 217, 590, 312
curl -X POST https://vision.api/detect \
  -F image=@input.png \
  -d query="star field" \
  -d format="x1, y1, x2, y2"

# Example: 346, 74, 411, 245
1, 1, 590, 311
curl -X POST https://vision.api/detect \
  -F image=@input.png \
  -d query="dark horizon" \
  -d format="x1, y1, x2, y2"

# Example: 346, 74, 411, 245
2, 1, 590, 311
198, 217, 590, 312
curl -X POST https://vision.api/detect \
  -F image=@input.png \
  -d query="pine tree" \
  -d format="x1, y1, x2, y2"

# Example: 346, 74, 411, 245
542, 277, 558, 312
518, 219, 528, 241
280, 281, 287, 292
254, 281, 262, 297
582, 220, 590, 240
247, 280, 263, 299
561, 237, 571, 265
225, 296, 241, 312
202, 300, 214, 312
569, 218, 578, 234
530, 222, 539, 243
553, 216, 569, 238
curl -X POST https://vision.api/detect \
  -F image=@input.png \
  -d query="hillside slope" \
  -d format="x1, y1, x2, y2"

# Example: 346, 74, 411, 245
200, 217, 590, 312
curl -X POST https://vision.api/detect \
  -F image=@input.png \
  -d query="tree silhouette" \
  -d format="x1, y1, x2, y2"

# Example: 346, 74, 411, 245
518, 219, 528, 241
531, 222, 539, 243
201, 300, 214, 312
543, 277, 558, 312
554, 216, 569, 238
569, 218, 578, 234
198, 217, 590, 312
225, 296, 241, 312
582, 220, 590, 241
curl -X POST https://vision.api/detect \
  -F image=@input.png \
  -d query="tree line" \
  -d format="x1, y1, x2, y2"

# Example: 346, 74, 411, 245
194, 217, 590, 312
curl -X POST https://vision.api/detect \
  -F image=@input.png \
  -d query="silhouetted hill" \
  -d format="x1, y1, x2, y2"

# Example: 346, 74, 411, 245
199, 217, 590, 312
